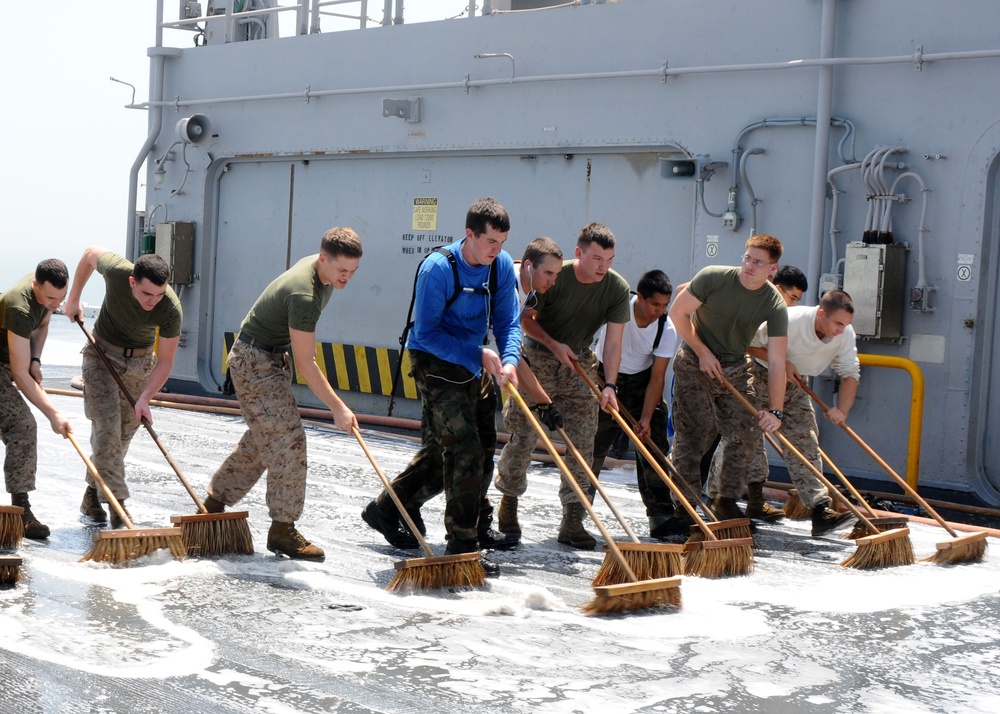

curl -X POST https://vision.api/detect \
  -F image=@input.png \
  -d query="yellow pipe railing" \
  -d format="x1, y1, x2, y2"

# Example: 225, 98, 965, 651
857, 354, 924, 488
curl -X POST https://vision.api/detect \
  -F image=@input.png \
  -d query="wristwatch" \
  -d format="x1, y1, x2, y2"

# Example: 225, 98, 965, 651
768, 409, 784, 420
603, 383, 618, 393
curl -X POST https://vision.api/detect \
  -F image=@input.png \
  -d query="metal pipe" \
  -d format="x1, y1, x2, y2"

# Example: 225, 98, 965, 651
126, 46, 181, 257
806, 0, 837, 305
826, 162, 860, 272
858, 353, 925, 489
739, 147, 765, 235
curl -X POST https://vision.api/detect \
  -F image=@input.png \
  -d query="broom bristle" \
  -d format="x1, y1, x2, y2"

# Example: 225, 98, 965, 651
0, 507, 25, 550
0, 557, 23, 586
923, 532, 988, 564
79, 529, 188, 566
783, 490, 812, 520
178, 517, 254, 557
684, 539, 755, 578
840, 528, 914, 569
845, 516, 909, 540
584, 576, 682, 615
685, 518, 754, 544
387, 560, 487, 593
592, 543, 685, 586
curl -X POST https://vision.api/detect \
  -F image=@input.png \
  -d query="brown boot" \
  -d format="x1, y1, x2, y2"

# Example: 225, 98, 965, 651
12, 493, 49, 540
267, 521, 326, 561
557, 502, 597, 550
203, 494, 226, 514
80, 486, 107, 523
709, 495, 747, 520
109, 501, 132, 530
745, 482, 785, 522
497, 495, 521, 536
811, 502, 853, 536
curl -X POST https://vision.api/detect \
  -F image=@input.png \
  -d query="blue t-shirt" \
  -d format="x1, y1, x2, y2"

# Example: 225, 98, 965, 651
407, 239, 521, 375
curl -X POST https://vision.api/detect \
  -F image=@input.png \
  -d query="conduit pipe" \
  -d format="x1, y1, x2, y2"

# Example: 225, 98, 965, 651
806, 0, 838, 299
739, 148, 765, 235
826, 162, 861, 272
857, 354, 924, 489
140, 48, 1000, 111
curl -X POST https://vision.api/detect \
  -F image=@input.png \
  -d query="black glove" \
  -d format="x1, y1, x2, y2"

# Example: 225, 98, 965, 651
532, 402, 564, 431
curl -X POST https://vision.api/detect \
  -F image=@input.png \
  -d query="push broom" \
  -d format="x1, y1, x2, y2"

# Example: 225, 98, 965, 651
352, 427, 485, 593
552, 424, 685, 586
802, 383, 987, 564
505, 383, 681, 613
760, 435, 812, 519
0, 556, 23, 586
71, 433, 186, 565
0, 505, 24, 549
722, 378, 913, 569
75, 319, 253, 557
572, 363, 755, 577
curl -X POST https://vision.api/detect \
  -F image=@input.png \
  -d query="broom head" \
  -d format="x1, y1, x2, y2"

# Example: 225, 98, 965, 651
684, 535, 755, 578
386, 551, 486, 593
0, 556, 24, 586
845, 515, 909, 540
924, 531, 988, 564
170, 511, 254, 557
584, 576, 682, 615
0, 505, 25, 550
79, 526, 187, 565
686, 518, 754, 544
592, 542, 685, 587
783, 490, 812, 520
840, 527, 914, 569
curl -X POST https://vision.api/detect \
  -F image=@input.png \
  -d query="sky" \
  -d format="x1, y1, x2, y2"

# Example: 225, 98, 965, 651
0, 1, 470, 303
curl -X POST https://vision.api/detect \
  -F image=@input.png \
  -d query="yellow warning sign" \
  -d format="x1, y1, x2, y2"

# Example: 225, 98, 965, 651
412, 197, 438, 231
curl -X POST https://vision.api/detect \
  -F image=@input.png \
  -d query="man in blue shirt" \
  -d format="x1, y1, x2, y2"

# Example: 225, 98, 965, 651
363, 198, 521, 569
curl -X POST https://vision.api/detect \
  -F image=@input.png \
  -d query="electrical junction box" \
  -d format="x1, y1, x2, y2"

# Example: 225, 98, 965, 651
155, 221, 195, 286
842, 242, 907, 339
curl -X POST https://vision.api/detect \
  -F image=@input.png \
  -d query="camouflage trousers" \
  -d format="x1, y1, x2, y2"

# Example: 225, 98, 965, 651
82, 342, 156, 501
592, 365, 675, 527
670, 345, 758, 502
0, 362, 37, 494
377, 350, 497, 547
743, 361, 830, 509
496, 346, 600, 507
208, 339, 308, 523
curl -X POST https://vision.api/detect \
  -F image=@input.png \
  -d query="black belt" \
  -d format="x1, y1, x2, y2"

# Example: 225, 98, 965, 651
95, 334, 152, 358
717, 354, 747, 366
238, 332, 288, 354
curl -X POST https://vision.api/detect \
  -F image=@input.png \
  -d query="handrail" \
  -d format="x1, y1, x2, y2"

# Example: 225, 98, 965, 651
857, 354, 924, 488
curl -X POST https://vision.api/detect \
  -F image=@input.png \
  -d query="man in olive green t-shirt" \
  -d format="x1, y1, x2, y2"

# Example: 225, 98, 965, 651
65, 248, 182, 528
1, 259, 73, 539
204, 227, 362, 561
666, 233, 788, 529
496, 223, 631, 550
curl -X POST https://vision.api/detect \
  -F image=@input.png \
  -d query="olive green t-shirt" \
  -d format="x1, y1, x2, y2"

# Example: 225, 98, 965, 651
239, 255, 332, 348
527, 260, 631, 351
687, 265, 787, 359
93, 252, 183, 348
0, 273, 50, 365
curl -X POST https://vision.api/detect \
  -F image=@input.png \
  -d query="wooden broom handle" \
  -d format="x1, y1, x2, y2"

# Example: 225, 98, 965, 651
720, 377, 880, 535
817, 445, 880, 519
799, 382, 958, 537
75, 318, 207, 514
352, 427, 436, 558
67, 432, 134, 529
504, 382, 639, 582
553, 425, 640, 543
572, 362, 719, 540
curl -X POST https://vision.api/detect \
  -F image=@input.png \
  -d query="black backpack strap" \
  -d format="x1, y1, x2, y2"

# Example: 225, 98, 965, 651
653, 313, 667, 350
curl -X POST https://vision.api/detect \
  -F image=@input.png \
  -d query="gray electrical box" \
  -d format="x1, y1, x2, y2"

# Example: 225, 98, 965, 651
842, 242, 907, 339
155, 221, 195, 286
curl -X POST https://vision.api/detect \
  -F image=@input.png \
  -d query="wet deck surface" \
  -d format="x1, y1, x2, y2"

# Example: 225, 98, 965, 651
2, 328, 999, 713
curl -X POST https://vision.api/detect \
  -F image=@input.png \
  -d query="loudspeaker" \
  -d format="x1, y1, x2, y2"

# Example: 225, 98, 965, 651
176, 114, 212, 145
660, 158, 697, 178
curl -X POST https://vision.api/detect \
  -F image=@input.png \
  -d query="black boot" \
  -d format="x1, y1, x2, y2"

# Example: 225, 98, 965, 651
444, 538, 499, 577
362, 500, 419, 549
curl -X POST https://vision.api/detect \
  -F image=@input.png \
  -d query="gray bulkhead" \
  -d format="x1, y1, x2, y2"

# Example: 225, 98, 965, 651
140, 0, 1000, 503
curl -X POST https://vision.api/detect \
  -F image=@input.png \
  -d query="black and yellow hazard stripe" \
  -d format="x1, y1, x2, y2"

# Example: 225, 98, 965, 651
222, 332, 417, 399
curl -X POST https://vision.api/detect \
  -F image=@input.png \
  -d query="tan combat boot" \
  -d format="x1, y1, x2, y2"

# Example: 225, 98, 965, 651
709, 495, 747, 520
203, 494, 226, 513
557, 502, 597, 550
497, 495, 521, 536
745, 482, 785, 522
80, 486, 107, 523
109, 501, 132, 530
12, 493, 49, 540
267, 521, 326, 561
